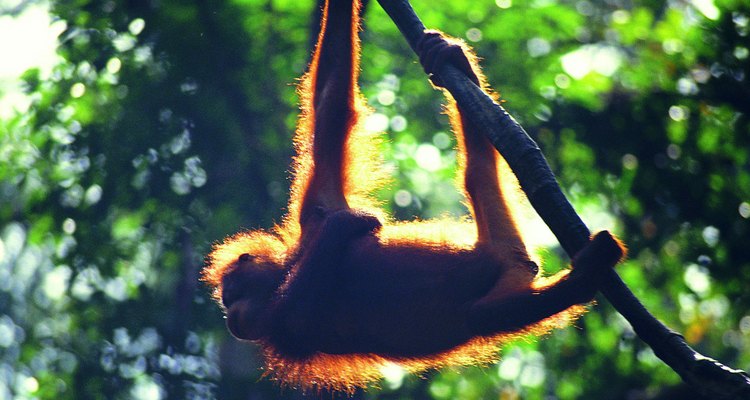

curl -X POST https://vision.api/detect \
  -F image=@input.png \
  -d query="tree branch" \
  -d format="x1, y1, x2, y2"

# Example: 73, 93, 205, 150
375, 1, 750, 398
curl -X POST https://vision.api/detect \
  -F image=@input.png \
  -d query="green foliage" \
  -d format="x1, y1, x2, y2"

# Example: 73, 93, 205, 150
1, 0, 748, 399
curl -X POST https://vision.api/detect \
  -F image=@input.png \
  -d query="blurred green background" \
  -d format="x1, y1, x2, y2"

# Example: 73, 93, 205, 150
0, 0, 748, 398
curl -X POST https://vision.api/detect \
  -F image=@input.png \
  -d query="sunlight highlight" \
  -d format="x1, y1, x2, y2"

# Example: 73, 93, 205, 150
0, 2, 65, 117
691, 0, 720, 20
414, 143, 442, 171
561, 45, 624, 79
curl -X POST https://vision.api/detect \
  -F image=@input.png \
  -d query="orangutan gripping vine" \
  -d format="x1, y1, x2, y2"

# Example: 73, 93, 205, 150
202, 0, 625, 392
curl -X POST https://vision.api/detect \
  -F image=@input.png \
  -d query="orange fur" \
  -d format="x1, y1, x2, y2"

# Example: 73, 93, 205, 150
202, 86, 590, 393
260, 306, 585, 393
201, 0, 622, 393
206, 224, 588, 393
